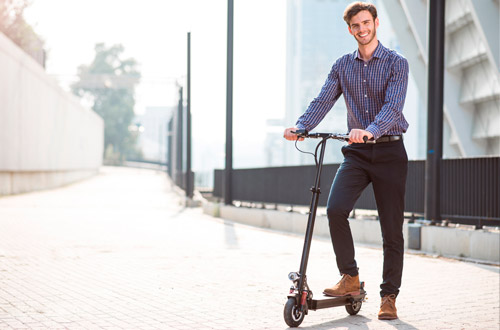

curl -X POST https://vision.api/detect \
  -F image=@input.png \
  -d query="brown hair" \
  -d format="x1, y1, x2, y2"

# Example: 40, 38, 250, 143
343, 1, 378, 26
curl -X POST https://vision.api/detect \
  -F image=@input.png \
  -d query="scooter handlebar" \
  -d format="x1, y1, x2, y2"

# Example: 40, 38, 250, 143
292, 129, 370, 143
292, 129, 350, 142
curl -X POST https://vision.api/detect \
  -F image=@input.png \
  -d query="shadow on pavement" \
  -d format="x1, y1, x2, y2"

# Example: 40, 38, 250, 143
471, 263, 500, 274
223, 220, 240, 249
170, 206, 187, 218
290, 315, 419, 330
292, 315, 370, 330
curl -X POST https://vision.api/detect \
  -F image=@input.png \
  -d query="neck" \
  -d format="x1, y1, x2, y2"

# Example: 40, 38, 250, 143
358, 39, 379, 61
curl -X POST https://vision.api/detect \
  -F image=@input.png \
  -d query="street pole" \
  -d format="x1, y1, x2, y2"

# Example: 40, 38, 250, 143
186, 32, 193, 199
424, 0, 445, 223
167, 118, 173, 178
225, 0, 234, 205
177, 86, 184, 188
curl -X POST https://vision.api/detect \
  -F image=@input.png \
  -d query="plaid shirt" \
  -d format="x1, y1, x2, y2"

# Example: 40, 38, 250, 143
296, 42, 409, 140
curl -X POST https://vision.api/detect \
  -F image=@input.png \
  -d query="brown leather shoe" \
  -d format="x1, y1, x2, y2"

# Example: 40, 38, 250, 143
378, 294, 398, 320
323, 274, 360, 297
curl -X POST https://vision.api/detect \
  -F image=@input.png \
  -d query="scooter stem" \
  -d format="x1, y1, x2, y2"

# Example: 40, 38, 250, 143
298, 138, 328, 293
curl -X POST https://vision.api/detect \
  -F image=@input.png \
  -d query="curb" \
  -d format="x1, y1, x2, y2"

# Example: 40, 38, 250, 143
202, 201, 500, 265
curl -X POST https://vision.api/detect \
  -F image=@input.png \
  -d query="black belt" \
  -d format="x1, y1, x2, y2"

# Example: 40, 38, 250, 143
365, 135, 402, 144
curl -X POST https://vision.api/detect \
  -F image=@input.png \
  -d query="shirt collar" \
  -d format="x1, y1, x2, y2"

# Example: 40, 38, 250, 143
353, 41, 386, 61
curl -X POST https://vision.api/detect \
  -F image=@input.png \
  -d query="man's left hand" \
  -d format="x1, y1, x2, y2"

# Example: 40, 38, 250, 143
349, 129, 373, 144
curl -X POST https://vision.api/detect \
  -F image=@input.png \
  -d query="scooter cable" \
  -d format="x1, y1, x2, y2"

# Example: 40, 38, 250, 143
294, 138, 326, 168
294, 139, 316, 165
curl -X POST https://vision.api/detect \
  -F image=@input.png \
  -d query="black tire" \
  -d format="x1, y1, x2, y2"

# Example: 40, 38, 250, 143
284, 297, 305, 327
345, 300, 362, 315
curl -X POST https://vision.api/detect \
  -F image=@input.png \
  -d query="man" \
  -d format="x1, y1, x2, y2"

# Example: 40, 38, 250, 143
283, 1, 409, 320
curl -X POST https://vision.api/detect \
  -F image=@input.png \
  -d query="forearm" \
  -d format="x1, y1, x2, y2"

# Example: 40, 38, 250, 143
365, 107, 404, 139
296, 98, 336, 131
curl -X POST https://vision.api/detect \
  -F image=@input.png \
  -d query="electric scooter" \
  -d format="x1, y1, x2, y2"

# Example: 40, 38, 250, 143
283, 129, 367, 328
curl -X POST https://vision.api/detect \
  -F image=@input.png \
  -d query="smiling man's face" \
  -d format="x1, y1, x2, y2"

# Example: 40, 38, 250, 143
348, 10, 379, 46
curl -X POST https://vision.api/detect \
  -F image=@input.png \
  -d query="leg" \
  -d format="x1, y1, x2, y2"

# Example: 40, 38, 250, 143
371, 142, 408, 297
326, 157, 371, 276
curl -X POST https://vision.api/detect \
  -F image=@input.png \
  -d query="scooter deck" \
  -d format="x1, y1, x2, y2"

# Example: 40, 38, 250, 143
308, 289, 366, 311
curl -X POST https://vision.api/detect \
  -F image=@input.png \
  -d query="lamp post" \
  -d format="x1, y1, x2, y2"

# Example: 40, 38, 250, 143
425, 0, 445, 223
186, 32, 193, 199
176, 86, 183, 187
225, 0, 234, 205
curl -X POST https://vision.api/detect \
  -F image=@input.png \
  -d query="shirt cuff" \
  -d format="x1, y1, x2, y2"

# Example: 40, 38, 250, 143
365, 124, 382, 140
295, 123, 306, 130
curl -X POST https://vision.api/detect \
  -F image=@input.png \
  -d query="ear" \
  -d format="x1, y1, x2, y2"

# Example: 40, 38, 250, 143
375, 17, 379, 29
348, 25, 353, 35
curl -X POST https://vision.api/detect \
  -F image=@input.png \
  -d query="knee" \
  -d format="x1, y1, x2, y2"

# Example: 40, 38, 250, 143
382, 232, 404, 250
326, 203, 350, 223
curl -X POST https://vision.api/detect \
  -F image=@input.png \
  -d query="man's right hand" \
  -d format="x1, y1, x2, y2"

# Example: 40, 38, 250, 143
283, 127, 304, 141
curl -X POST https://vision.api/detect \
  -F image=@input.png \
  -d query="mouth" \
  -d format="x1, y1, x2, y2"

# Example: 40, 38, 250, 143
358, 33, 369, 38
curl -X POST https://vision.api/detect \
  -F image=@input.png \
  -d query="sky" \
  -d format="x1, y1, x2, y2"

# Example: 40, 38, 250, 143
24, 0, 287, 172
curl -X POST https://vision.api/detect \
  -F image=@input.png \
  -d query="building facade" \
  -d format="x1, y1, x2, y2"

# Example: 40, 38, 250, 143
133, 106, 174, 163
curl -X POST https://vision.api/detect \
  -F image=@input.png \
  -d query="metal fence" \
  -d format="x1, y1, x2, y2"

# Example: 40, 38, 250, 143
213, 157, 500, 228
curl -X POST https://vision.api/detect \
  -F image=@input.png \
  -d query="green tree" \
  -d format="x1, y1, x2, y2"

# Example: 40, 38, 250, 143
0, 0, 45, 63
72, 43, 143, 164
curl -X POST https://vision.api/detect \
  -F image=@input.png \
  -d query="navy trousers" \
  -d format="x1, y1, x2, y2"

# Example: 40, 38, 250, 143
326, 139, 408, 297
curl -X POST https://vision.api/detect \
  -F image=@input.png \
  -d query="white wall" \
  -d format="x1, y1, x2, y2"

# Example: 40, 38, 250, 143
0, 32, 104, 194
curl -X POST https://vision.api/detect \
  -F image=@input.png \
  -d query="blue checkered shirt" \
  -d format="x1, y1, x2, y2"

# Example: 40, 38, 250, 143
296, 42, 409, 140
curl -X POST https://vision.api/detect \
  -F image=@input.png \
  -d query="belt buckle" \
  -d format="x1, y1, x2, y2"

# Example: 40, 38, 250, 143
391, 135, 402, 142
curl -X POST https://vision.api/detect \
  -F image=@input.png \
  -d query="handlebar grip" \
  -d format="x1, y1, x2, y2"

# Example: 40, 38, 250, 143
363, 136, 368, 143
292, 129, 308, 136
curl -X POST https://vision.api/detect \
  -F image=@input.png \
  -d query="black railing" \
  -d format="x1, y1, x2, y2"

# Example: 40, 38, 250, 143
213, 157, 500, 228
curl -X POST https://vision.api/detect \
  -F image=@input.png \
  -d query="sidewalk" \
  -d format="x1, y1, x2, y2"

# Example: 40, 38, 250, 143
0, 166, 498, 329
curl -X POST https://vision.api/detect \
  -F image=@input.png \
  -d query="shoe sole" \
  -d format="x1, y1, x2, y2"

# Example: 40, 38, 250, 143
322, 290, 361, 297
378, 316, 398, 320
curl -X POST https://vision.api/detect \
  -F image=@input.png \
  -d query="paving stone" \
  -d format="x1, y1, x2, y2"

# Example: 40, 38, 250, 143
0, 166, 498, 329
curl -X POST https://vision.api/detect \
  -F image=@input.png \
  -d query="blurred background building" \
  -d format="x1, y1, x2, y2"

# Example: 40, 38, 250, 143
133, 106, 175, 163
7, 0, 499, 193
385, 0, 499, 157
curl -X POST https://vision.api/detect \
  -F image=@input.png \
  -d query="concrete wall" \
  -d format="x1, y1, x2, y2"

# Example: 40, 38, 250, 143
203, 203, 500, 264
0, 32, 104, 195
421, 226, 500, 262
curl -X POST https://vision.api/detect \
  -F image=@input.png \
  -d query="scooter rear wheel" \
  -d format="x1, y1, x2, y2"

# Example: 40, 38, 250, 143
284, 297, 305, 327
345, 300, 362, 315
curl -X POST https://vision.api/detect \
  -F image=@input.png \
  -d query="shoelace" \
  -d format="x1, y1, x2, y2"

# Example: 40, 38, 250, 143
381, 294, 396, 307
336, 275, 348, 286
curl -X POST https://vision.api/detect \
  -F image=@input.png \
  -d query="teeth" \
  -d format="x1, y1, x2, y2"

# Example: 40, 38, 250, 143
360, 33, 368, 37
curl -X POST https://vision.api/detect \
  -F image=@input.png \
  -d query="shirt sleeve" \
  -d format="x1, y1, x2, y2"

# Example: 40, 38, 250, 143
295, 60, 343, 131
365, 57, 409, 139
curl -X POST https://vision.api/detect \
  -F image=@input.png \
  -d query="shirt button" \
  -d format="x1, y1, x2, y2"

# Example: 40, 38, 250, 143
363, 80, 366, 82
364, 94, 367, 97
364, 64, 367, 67
365, 111, 368, 113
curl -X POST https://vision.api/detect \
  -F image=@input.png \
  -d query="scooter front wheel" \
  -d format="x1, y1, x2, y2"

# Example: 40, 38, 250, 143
284, 297, 305, 327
